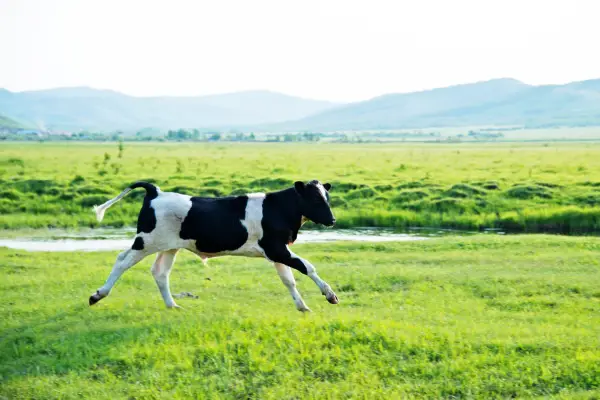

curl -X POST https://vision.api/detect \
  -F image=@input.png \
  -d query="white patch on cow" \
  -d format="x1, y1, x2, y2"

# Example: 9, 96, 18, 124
316, 183, 328, 201
274, 262, 310, 312
230, 193, 266, 257
135, 191, 195, 253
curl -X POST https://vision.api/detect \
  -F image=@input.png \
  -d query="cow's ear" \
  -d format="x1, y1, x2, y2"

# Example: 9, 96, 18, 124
294, 181, 305, 194
323, 183, 332, 191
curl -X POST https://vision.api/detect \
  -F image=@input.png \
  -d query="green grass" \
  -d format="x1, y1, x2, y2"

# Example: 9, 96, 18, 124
2, 141, 600, 233
1, 235, 599, 399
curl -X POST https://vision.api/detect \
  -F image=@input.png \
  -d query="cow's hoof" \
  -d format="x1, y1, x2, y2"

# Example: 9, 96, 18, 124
325, 293, 339, 304
167, 304, 183, 310
89, 291, 103, 306
297, 305, 312, 312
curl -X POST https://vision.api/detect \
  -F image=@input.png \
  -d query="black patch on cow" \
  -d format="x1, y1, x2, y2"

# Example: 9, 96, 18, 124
260, 188, 302, 245
136, 195, 157, 234
132, 237, 145, 250
180, 196, 249, 253
258, 188, 309, 274
130, 181, 159, 234
261, 240, 309, 275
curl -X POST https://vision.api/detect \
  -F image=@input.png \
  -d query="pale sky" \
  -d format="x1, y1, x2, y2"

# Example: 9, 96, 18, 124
1, 0, 599, 102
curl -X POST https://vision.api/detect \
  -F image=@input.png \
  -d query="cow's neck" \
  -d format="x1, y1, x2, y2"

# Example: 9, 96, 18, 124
268, 187, 303, 231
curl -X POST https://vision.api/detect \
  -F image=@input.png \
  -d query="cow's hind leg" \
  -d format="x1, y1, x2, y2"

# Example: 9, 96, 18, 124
89, 247, 151, 305
265, 245, 339, 305
151, 249, 180, 308
274, 262, 311, 312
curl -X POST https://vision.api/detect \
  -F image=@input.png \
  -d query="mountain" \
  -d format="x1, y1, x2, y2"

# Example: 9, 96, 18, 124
0, 113, 27, 130
0, 88, 338, 131
2, 78, 600, 132
272, 78, 600, 131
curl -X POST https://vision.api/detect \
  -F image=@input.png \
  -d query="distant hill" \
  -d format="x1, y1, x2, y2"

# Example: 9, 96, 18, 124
2, 78, 600, 132
0, 88, 338, 131
270, 78, 600, 131
0, 113, 27, 130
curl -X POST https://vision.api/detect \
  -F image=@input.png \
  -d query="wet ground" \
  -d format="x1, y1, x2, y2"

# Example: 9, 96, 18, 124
0, 227, 505, 252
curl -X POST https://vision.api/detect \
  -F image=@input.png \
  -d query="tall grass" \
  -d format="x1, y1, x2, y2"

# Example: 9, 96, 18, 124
2, 141, 600, 233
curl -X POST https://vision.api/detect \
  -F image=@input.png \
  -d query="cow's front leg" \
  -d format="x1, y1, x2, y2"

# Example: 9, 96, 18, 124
265, 245, 339, 305
274, 262, 311, 312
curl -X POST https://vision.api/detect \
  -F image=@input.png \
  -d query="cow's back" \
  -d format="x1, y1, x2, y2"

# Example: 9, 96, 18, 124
180, 195, 251, 253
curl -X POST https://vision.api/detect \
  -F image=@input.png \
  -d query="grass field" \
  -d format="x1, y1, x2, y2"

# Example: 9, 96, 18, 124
2, 141, 600, 233
1, 235, 599, 399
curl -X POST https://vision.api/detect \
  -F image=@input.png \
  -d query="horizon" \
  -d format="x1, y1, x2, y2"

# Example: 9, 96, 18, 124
2, 0, 600, 102
3, 76, 599, 104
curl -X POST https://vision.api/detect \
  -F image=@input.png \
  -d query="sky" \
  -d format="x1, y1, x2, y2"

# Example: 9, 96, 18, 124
1, 0, 599, 102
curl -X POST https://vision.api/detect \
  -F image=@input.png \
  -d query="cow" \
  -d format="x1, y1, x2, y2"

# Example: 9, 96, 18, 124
89, 180, 339, 312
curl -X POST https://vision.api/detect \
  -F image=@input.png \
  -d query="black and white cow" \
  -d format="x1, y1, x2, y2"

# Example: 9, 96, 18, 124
89, 180, 338, 311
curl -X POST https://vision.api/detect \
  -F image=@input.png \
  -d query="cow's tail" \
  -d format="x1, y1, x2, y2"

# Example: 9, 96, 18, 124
93, 181, 159, 222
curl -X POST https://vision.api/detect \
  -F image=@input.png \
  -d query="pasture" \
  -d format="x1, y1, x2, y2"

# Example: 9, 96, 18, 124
1, 141, 600, 398
1, 235, 599, 399
2, 141, 600, 233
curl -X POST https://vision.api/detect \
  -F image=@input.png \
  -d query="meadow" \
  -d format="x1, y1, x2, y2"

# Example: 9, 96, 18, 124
2, 141, 600, 233
2, 142, 600, 398
1, 235, 599, 399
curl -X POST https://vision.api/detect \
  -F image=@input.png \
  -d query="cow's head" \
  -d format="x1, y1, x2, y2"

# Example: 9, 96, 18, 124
294, 180, 335, 227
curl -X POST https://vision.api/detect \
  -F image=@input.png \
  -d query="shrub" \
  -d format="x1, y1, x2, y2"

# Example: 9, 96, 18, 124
425, 198, 475, 213
506, 184, 553, 199
345, 187, 378, 200
329, 181, 365, 192
0, 189, 21, 201
330, 196, 348, 208
59, 193, 77, 201
574, 193, 600, 207
374, 184, 393, 192
76, 185, 114, 195
203, 179, 223, 187
449, 183, 487, 196
482, 181, 501, 190
70, 175, 86, 185
397, 181, 430, 190
4, 157, 25, 167
45, 188, 61, 196
391, 190, 429, 206
249, 178, 292, 189
444, 188, 470, 199
198, 188, 223, 197
579, 181, 600, 187
470, 180, 501, 190
12, 179, 59, 195
167, 186, 197, 195
534, 181, 562, 189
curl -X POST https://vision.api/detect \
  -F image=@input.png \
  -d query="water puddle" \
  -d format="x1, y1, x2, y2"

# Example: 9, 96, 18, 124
0, 227, 438, 252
